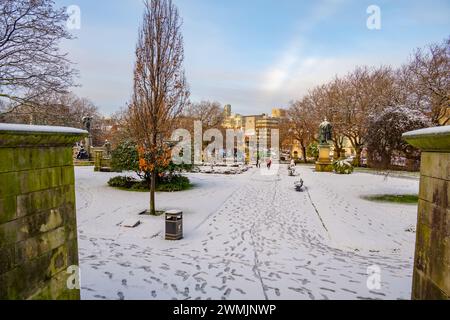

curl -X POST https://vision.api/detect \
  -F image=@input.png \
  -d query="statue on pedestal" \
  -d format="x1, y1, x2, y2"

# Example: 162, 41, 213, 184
316, 119, 333, 172
319, 119, 332, 145
104, 140, 111, 158
82, 115, 93, 160
82, 116, 93, 133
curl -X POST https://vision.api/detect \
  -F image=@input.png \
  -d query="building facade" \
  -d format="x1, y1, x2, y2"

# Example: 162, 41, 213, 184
221, 105, 284, 162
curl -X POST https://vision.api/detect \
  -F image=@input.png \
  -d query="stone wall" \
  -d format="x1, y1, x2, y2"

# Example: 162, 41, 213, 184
403, 126, 450, 300
0, 124, 87, 300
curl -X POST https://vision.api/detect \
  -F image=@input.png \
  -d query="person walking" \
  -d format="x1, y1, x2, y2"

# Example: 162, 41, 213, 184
267, 158, 272, 170
290, 159, 295, 168
288, 158, 296, 176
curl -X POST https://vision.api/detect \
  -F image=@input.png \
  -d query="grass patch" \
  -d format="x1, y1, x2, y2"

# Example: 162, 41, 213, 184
362, 194, 418, 204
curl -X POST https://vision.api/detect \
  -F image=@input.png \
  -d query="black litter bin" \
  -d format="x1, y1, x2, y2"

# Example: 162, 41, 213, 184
165, 210, 183, 240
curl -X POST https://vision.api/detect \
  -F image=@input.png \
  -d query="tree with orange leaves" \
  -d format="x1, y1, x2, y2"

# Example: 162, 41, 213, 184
138, 145, 172, 179
127, 0, 189, 215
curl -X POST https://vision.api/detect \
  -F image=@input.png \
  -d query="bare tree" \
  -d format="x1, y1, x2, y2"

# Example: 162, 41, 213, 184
0, 0, 77, 114
0, 91, 112, 145
183, 100, 224, 130
289, 66, 399, 166
401, 37, 450, 125
286, 36, 448, 169
308, 79, 349, 159
288, 98, 316, 163
341, 66, 397, 165
366, 106, 431, 169
127, 0, 189, 215
278, 113, 294, 156
106, 108, 133, 148
1, 92, 98, 126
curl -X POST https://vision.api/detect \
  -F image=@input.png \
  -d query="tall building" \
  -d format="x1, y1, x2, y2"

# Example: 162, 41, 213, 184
221, 105, 283, 161
223, 104, 232, 118
222, 105, 284, 131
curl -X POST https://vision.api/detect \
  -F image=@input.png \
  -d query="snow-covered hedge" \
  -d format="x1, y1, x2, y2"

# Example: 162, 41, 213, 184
194, 164, 250, 175
333, 160, 354, 174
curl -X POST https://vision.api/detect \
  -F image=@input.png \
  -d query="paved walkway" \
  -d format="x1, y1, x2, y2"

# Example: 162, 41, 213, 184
77, 166, 417, 300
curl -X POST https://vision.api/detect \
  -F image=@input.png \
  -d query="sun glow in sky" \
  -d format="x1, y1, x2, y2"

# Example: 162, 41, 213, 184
56, 0, 450, 116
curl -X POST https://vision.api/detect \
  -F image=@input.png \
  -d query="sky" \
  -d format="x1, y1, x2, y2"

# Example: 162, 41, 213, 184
55, 0, 450, 116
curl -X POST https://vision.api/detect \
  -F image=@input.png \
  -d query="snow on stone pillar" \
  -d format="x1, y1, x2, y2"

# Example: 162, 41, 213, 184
0, 124, 87, 300
403, 126, 450, 300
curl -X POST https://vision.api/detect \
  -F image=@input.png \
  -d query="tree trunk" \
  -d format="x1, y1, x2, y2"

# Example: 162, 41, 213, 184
354, 147, 362, 167
302, 146, 307, 163
150, 170, 156, 215
334, 147, 341, 160
382, 154, 391, 170
333, 137, 346, 160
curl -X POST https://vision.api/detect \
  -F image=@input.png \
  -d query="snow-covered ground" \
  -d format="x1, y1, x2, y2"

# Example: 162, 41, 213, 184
75, 165, 419, 300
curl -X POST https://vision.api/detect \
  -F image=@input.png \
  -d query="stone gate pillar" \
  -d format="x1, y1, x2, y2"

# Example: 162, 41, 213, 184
0, 124, 87, 300
403, 126, 450, 300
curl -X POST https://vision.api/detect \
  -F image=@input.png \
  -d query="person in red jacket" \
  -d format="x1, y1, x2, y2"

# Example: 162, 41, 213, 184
267, 158, 272, 170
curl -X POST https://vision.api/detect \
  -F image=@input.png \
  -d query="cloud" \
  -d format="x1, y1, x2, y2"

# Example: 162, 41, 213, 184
261, 52, 408, 109
262, 43, 302, 92
58, 0, 448, 116
260, 0, 346, 98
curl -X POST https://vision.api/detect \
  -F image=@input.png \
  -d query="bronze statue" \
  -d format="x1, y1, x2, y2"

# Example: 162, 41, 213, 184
104, 140, 111, 157
82, 116, 93, 133
319, 119, 332, 144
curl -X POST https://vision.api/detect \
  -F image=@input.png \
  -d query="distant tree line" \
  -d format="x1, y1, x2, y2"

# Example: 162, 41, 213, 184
0, 0, 118, 146
286, 37, 449, 169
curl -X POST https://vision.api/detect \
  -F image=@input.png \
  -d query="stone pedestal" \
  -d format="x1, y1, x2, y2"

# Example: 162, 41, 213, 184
94, 150, 103, 172
84, 135, 92, 160
403, 126, 450, 300
315, 144, 333, 172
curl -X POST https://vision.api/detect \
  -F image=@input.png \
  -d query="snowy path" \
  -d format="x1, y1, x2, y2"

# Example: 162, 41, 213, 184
75, 165, 419, 300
